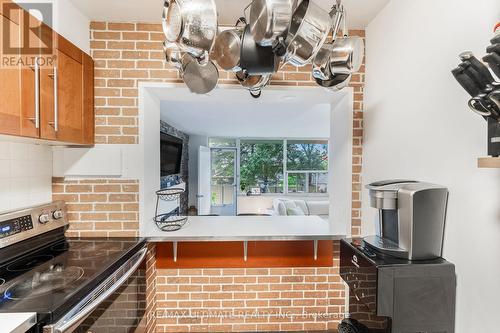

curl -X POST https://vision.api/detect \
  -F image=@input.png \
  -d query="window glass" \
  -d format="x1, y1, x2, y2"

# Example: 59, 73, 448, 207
209, 138, 237, 148
211, 149, 236, 206
287, 173, 306, 193
286, 140, 328, 171
240, 140, 283, 194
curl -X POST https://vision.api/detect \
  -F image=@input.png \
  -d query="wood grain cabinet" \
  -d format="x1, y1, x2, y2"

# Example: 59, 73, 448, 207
0, 1, 94, 145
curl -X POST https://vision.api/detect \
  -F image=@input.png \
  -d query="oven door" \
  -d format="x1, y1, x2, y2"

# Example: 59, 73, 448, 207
43, 246, 148, 333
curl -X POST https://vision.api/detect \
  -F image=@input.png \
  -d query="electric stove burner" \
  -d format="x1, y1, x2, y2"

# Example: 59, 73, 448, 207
4, 265, 84, 300
0, 278, 5, 286
6, 255, 55, 272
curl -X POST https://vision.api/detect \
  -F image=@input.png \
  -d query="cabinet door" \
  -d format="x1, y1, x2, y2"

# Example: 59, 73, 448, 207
82, 53, 94, 145
53, 49, 83, 143
20, 10, 46, 138
39, 24, 57, 140
0, 10, 22, 136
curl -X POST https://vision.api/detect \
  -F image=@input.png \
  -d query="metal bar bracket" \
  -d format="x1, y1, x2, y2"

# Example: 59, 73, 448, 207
173, 241, 178, 262
243, 241, 248, 262
313, 240, 318, 260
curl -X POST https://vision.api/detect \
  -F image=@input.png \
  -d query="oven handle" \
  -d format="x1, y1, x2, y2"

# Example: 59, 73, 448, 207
43, 246, 148, 333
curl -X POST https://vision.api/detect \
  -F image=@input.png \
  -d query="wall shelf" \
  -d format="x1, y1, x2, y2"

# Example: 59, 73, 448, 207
478, 157, 500, 168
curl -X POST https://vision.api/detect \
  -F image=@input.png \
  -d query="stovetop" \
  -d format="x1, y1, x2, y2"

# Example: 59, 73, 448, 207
0, 236, 146, 324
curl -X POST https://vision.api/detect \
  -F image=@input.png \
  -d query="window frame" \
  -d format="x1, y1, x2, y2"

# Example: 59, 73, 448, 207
209, 137, 330, 197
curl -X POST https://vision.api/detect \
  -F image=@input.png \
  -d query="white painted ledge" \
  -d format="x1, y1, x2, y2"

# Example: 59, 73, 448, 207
144, 215, 346, 241
0, 313, 36, 333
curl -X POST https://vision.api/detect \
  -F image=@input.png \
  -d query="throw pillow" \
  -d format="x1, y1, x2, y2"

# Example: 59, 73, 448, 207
287, 206, 305, 216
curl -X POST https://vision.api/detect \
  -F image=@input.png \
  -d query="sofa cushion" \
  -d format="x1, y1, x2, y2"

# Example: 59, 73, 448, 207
287, 206, 305, 216
273, 199, 287, 216
306, 201, 329, 216
293, 200, 309, 215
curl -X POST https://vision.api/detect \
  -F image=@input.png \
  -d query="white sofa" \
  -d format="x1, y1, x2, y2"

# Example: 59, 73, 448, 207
270, 198, 329, 221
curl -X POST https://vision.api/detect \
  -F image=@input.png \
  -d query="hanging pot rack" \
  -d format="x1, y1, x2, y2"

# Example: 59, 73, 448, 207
161, 0, 364, 97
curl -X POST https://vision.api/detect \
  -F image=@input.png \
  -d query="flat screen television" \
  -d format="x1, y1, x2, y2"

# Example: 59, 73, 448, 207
160, 132, 183, 176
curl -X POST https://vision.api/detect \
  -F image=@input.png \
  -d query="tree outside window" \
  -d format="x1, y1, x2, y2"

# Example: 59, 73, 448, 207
286, 140, 328, 194
240, 140, 283, 194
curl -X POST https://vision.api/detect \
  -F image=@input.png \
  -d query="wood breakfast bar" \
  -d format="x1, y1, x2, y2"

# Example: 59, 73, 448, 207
143, 216, 346, 269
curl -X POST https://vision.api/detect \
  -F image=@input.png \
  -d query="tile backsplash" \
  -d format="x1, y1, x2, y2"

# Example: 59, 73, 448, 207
0, 141, 53, 212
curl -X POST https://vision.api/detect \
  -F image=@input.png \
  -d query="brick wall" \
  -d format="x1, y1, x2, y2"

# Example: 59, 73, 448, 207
53, 21, 366, 332
153, 243, 344, 333
53, 178, 139, 237
55, 21, 365, 238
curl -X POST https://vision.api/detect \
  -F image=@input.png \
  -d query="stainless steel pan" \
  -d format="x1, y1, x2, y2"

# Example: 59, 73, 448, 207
329, 36, 364, 75
240, 24, 278, 75
236, 71, 272, 98
212, 18, 246, 72
283, 0, 332, 67
163, 41, 184, 69
249, 0, 295, 47
162, 0, 218, 58
182, 54, 219, 94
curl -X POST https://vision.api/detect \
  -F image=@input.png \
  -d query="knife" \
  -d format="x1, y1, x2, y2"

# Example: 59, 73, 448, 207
459, 61, 490, 91
486, 43, 500, 54
491, 33, 500, 45
460, 51, 496, 85
483, 52, 500, 79
452, 67, 482, 97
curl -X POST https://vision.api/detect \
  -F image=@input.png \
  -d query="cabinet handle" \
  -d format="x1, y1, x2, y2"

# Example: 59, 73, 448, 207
53, 67, 58, 132
34, 57, 40, 129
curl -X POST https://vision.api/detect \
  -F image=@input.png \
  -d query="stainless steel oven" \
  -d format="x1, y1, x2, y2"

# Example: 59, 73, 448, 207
0, 202, 148, 333
44, 247, 147, 333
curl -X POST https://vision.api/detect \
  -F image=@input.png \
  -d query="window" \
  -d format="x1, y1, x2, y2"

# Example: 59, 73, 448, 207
286, 140, 328, 194
240, 140, 283, 194
210, 149, 236, 206
209, 138, 329, 195
209, 138, 236, 148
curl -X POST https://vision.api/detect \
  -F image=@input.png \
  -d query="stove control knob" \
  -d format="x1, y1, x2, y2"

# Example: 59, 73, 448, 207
52, 209, 64, 220
38, 213, 50, 224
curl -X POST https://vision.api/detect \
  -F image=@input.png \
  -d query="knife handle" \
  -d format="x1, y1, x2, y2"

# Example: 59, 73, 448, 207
491, 34, 500, 45
483, 52, 500, 79
452, 67, 482, 97
460, 52, 496, 85
486, 43, 500, 54
459, 61, 490, 90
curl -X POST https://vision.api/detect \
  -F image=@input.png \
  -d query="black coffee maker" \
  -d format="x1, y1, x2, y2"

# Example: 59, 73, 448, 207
339, 239, 456, 333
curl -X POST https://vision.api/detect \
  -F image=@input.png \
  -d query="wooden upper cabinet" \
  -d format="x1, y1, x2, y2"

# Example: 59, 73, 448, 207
82, 53, 95, 145
0, 7, 22, 136
0, 0, 94, 145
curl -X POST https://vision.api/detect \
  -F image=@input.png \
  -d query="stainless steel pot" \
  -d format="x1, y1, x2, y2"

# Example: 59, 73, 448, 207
240, 24, 278, 75
329, 36, 364, 75
182, 54, 219, 94
162, 0, 218, 58
236, 71, 272, 98
284, 0, 332, 67
212, 29, 243, 71
249, 0, 295, 47
163, 41, 184, 69
314, 73, 351, 91
211, 18, 246, 72
312, 42, 333, 81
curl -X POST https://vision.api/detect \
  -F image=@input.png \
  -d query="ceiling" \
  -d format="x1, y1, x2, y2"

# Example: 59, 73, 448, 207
68, 0, 389, 29
161, 101, 331, 138
154, 86, 346, 138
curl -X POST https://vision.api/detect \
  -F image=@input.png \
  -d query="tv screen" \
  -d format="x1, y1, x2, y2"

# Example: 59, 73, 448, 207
161, 133, 183, 176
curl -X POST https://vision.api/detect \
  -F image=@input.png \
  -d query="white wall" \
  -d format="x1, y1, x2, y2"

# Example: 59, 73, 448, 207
188, 135, 208, 207
363, 1, 500, 332
0, 141, 52, 212
15, 0, 90, 53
